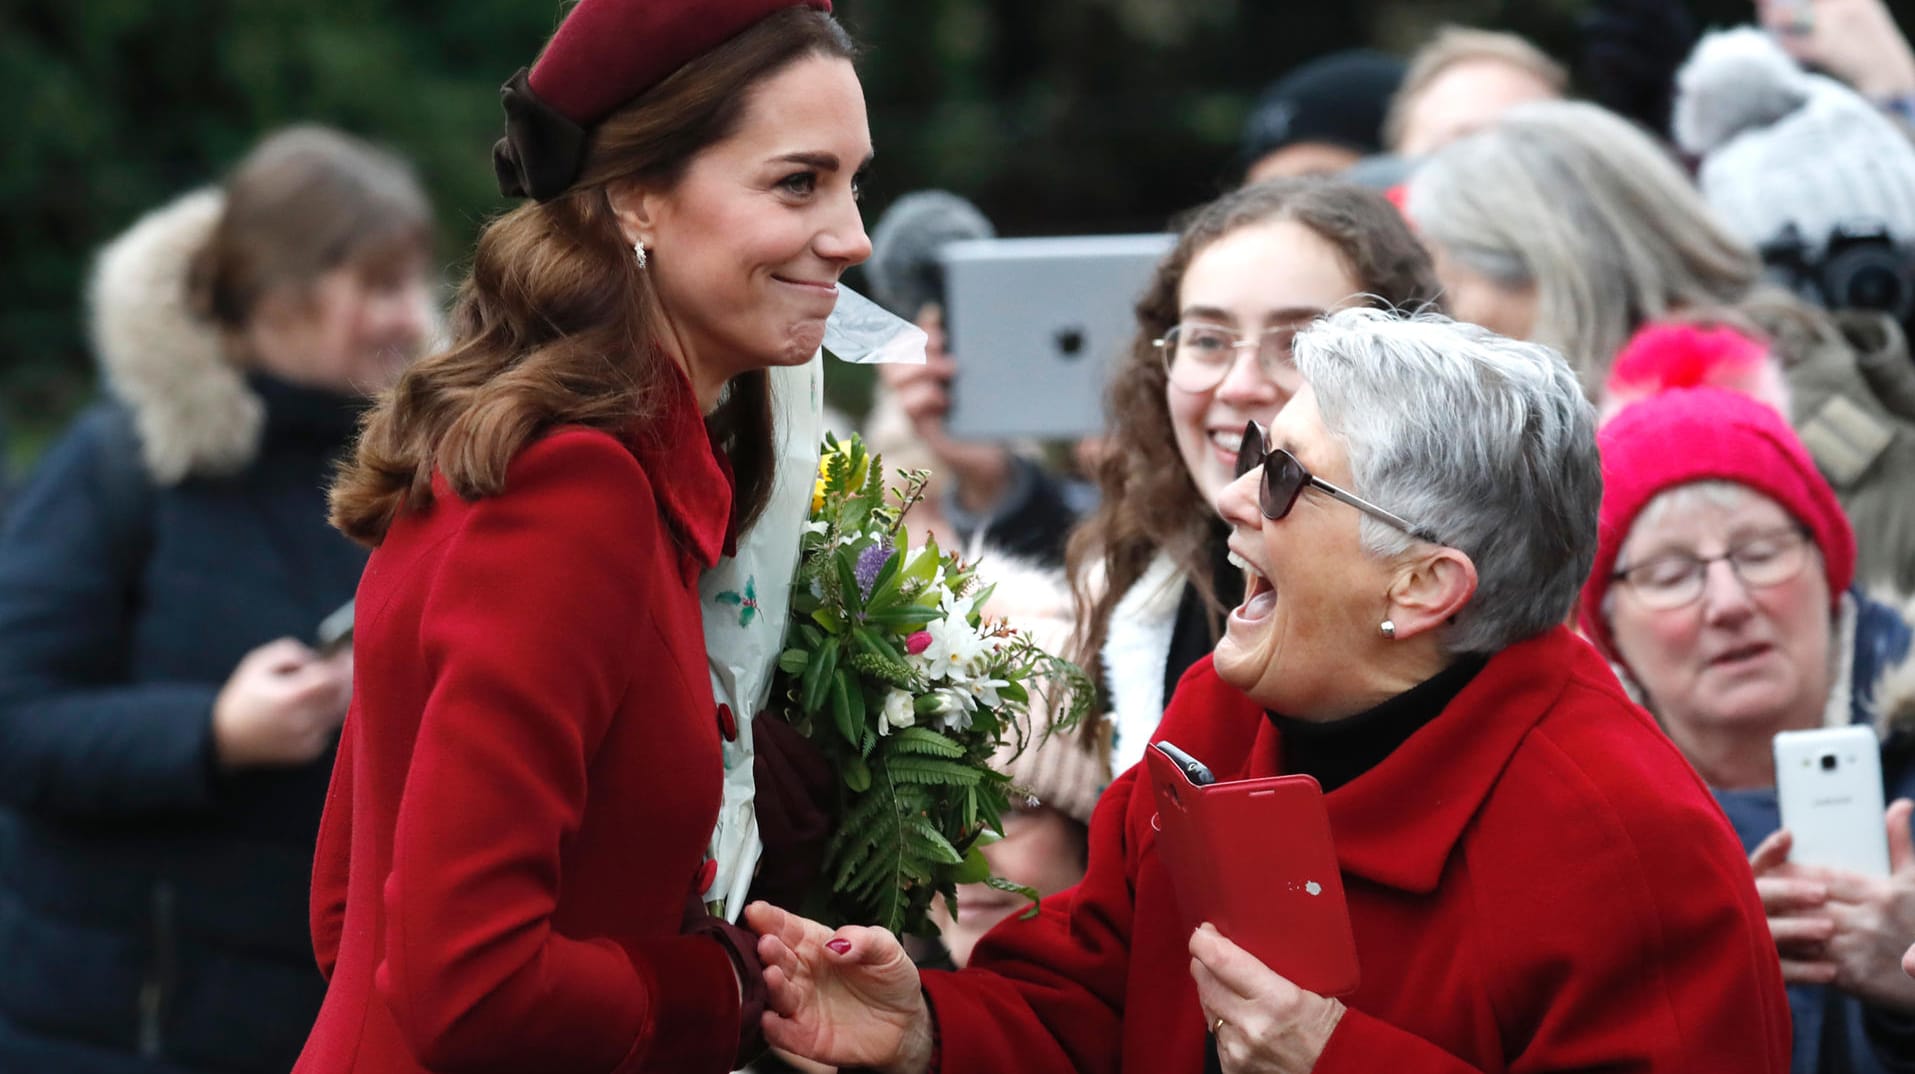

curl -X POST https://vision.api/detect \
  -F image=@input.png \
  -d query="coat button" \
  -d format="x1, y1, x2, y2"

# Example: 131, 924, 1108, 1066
716, 703, 738, 742
697, 858, 718, 897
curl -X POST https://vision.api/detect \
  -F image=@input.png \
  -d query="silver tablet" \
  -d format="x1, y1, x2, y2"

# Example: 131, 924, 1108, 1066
941, 233, 1174, 441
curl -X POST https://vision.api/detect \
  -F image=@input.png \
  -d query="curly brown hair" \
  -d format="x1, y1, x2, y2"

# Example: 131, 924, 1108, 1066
330, 9, 854, 546
1065, 178, 1442, 707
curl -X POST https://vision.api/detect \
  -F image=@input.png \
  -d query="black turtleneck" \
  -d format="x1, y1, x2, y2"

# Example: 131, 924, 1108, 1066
1266, 652, 1488, 794
1203, 653, 1486, 1074
247, 371, 367, 454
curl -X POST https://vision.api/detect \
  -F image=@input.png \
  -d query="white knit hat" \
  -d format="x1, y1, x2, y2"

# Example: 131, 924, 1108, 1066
1673, 26, 1915, 255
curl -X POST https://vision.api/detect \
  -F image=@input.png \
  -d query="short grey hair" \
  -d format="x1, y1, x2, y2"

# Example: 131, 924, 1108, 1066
1294, 307, 1601, 653
1406, 100, 1761, 397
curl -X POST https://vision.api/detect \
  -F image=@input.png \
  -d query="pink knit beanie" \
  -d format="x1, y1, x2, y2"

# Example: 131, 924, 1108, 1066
1579, 386, 1855, 662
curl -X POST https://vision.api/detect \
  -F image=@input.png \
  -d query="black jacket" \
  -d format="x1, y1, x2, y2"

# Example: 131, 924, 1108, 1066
0, 190, 369, 1074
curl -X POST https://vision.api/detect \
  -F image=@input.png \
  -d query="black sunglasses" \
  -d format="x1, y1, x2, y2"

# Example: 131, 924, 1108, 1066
1235, 422, 1439, 543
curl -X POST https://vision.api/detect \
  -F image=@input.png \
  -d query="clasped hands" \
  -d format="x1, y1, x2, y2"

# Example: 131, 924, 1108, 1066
743, 902, 1343, 1074
1750, 798, 1915, 1012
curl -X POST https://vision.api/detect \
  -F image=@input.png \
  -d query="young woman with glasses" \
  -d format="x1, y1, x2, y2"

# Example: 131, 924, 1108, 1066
1581, 386, 1915, 1074
1064, 176, 1442, 774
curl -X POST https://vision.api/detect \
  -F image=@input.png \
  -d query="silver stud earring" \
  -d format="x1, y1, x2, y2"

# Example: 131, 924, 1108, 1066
633, 242, 648, 270
1379, 619, 1396, 640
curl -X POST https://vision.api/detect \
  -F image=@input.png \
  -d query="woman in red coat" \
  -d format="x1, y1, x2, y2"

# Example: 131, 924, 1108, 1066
296, 3, 872, 1072
748, 309, 1792, 1072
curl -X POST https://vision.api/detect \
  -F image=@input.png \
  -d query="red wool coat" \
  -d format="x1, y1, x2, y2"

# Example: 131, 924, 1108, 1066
295, 403, 743, 1073
923, 627, 1791, 1072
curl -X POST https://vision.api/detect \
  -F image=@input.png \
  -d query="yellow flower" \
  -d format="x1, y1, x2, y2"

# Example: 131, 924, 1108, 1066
812, 476, 828, 514
816, 440, 870, 498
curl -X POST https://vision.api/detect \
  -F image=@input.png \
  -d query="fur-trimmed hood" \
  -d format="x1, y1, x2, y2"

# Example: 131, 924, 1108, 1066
1869, 589, 1915, 738
87, 188, 266, 486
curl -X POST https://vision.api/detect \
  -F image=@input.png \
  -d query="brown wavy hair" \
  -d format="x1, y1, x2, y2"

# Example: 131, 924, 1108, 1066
331, 8, 855, 546
1065, 178, 1443, 707
188, 125, 430, 336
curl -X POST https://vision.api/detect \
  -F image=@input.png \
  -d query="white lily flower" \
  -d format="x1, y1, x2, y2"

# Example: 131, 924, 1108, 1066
919, 613, 987, 681
879, 689, 915, 735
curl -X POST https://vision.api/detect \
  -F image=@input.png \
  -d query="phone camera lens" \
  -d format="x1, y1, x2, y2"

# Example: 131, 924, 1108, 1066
1820, 753, 1839, 771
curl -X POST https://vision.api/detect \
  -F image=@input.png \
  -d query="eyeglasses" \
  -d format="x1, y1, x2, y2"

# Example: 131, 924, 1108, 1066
1235, 421, 1440, 543
1612, 526, 1815, 610
1156, 322, 1308, 394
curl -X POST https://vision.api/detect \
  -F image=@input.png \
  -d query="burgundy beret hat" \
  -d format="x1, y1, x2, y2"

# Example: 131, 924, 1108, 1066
494, 0, 833, 201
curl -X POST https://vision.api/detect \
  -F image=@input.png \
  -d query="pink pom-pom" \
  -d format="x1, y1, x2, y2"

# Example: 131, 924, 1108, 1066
904, 631, 933, 655
1601, 321, 1788, 423
1611, 322, 1767, 391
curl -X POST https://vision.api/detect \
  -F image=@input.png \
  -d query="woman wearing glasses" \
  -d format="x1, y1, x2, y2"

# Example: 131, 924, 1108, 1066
1066, 177, 1440, 775
745, 310, 1789, 1073
1581, 386, 1915, 1074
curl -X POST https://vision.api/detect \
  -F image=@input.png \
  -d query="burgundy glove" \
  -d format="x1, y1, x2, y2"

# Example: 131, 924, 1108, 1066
682, 886, 769, 1066
749, 711, 838, 910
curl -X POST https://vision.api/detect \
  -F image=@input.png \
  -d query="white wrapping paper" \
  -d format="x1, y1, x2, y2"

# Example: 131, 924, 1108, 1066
702, 287, 925, 920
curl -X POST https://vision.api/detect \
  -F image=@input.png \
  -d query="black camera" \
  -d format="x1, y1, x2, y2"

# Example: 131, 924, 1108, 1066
1758, 221, 1915, 326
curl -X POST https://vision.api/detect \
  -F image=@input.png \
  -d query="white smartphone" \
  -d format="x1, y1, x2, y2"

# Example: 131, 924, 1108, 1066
1774, 726, 1890, 877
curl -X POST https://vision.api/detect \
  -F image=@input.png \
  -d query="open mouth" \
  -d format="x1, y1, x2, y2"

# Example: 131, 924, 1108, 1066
1227, 547, 1276, 622
1208, 426, 1244, 463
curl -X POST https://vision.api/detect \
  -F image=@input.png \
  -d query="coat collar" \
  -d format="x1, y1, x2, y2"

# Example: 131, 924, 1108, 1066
1172, 627, 1590, 895
627, 362, 734, 571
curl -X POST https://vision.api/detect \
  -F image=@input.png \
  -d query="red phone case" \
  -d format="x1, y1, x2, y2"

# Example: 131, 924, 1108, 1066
1145, 745, 1361, 996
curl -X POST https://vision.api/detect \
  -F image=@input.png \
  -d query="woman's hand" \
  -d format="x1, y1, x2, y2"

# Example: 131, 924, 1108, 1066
1751, 801, 1915, 1010
1750, 827, 1840, 983
1821, 799, 1915, 1011
744, 901, 935, 1074
1755, 0, 1915, 100
212, 638, 353, 768
1189, 923, 1345, 1074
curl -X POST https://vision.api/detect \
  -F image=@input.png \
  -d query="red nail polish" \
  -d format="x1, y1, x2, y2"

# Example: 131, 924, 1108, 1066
826, 939, 852, 955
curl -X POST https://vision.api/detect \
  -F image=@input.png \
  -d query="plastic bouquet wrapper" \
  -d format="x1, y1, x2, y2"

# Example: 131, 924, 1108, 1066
700, 287, 925, 921
775, 434, 1092, 936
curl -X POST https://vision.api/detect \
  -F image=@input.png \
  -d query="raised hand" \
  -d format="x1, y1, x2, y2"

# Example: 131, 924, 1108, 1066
1755, 0, 1915, 101
744, 901, 935, 1073
1819, 799, 1915, 1011
1749, 827, 1840, 984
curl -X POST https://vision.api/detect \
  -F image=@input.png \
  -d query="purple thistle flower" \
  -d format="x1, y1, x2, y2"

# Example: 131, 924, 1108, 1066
854, 541, 893, 598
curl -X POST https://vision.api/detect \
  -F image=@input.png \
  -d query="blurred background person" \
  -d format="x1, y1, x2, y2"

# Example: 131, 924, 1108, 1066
1237, 50, 1405, 184
1580, 385, 1915, 1074
1674, 26, 1915, 341
1408, 97, 1915, 594
862, 191, 1085, 566
1066, 177, 1442, 776
1755, 0, 1915, 120
0, 125, 434, 1074
1382, 26, 1566, 159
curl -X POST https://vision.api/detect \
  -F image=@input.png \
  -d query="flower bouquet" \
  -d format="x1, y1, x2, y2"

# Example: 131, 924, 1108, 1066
774, 434, 1091, 936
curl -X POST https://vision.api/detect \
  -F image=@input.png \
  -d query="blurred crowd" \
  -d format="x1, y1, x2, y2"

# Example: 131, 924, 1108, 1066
3, 0, 1915, 1071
